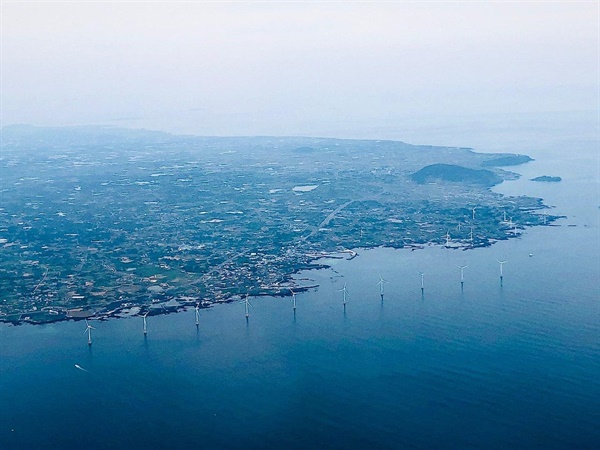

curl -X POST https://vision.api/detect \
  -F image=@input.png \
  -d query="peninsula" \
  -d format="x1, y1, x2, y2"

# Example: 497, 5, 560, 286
0, 126, 559, 324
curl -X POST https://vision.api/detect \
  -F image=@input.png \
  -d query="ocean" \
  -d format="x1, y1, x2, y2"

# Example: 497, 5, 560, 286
1, 113, 598, 449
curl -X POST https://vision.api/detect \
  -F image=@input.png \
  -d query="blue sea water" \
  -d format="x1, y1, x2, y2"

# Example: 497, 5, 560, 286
1, 114, 599, 449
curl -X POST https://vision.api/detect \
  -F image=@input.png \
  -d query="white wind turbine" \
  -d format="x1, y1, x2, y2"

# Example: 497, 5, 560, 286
497, 259, 507, 282
143, 311, 148, 335
195, 303, 200, 326
84, 319, 95, 346
376, 275, 388, 296
457, 264, 468, 287
471, 207, 477, 220
290, 288, 297, 311
418, 271, 425, 292
338, 283, 349, 305
444, 230, 451, 247
241, 293, 252, 319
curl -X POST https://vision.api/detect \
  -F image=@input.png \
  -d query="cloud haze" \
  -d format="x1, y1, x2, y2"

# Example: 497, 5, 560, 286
2, 2, 598, 136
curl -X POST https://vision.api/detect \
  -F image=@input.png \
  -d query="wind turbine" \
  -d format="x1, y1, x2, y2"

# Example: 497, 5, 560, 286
471, 207, 477, 221
418, 271, 425, 292
195, 303, 200, 326
444, 230, 451, 247
240, 293, 252, 320
290, 288, 297, 311
376, 275, 388, 297
469, 227, 474, 245
338, 283, 349, 305
84, 319, 95, 346
143, 311, 148, 335
457, 264, 468, 288
497, 260, 507, 284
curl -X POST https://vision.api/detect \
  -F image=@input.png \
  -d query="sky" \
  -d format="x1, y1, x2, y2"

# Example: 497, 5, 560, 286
1, 1, 598, 138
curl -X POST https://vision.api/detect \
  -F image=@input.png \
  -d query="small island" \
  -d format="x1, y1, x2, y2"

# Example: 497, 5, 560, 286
531, 176, 562, 182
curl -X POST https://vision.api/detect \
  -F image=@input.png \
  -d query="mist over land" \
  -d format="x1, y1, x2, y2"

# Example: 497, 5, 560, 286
1, 2, 597, 138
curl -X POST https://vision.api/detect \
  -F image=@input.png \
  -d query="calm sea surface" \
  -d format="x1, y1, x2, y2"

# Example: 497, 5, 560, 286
1, 116, 599, 449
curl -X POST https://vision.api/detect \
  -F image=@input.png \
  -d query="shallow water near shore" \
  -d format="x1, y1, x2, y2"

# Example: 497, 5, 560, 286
1, 119, 599, 449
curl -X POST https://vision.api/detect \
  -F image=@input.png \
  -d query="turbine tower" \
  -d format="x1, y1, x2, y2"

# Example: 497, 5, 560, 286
457, 264, 468, 288
376, 275, 388, 297
338, 283, 349, 305
143, 311, 148, 335
84, 319, 95, 346
444, 230, 451, 247
471, 207, 477, 220
418, 271, 425, 292
195, 303, 200, 326
497, 260, 507, 284
240, 293, 252, 320
290, 288, 297, 311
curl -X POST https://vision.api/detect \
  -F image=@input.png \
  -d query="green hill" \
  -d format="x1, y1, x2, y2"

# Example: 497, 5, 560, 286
411, 164, 502, 186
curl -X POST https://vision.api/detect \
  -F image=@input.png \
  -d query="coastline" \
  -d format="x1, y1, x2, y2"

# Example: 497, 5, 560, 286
1, 215, 561, 327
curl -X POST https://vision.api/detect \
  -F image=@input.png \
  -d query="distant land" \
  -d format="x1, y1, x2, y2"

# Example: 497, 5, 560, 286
531, 175, 562, 182
0, 125, 560, 324
481, 155, 533, 167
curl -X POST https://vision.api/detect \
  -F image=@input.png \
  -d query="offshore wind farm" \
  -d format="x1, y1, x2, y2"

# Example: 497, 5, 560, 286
1, 0, 598, 447
0, 108, 599, 450
1, 118, 599, 450
1, 116, 599, 449
2, 209, 599, 448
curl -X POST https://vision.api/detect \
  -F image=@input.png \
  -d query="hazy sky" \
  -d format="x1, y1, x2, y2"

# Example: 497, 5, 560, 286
2, 1, 598, 136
